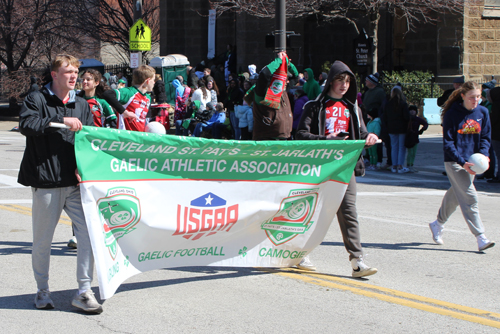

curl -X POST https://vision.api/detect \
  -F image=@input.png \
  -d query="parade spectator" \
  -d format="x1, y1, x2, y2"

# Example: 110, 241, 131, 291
296, 60, 378, 277
365, 108, 382, 170
292, 88, 308, 138
225, 44, 237, 85
192, 102, 225, 137
187, 66, 199, 89
116, 71, 128, 87
478, 80, 496, 179
18, 54, 103, 313
362, 72, 386, 166
225, 78, 244, 139
235, 81, 254, 140
191, 80, 212, 112
20, 76, 39, 98
437, 77, 464, 107
382, 84, 411, 173
212, 106, 232, 139
153, 74, 167, 104
302, 68, 322, 100
206, 77, 219, 105
252, 51, 298, 140
486, 86, 500, 183
172, 78, 191, 135
319, 71, 328, 90
405, 105, 428, 172
429, 81, 495, 252
214, 63, 227, 101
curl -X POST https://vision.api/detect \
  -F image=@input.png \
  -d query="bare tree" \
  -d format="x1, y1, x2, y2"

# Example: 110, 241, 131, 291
71, 0, 160, 64
208, 0, 475, 72
0, 0, 90, 104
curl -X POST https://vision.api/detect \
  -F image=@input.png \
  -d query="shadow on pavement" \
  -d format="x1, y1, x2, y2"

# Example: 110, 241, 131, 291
0, 241, 77, 257
320, 240, 481, 254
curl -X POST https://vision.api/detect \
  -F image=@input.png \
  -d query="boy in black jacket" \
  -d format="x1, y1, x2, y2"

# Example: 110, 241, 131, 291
296, 60, 378, 277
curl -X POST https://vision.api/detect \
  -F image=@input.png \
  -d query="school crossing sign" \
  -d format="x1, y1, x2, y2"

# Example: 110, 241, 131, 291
129, 18, 151, 51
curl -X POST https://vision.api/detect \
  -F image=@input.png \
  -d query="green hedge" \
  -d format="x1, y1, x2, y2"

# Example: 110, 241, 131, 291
381, 70, 442, 107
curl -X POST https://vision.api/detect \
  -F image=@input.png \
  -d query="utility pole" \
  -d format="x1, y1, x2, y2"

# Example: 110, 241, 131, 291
275, 0, 286, 54
134, 0, 143, 65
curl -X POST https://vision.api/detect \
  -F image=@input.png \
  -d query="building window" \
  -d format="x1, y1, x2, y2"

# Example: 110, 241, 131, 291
483, 0, 500, 17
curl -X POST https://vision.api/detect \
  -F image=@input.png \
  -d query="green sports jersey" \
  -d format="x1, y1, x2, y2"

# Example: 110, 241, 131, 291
115, 86, 151, 131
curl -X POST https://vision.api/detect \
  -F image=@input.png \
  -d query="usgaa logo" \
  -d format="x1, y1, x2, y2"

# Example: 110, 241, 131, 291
261, 193, 318, 245
174, 192, 239, 241
97, 187, 141, 259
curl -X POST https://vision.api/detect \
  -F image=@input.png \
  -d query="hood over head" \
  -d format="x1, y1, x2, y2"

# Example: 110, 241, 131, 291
304, 68, 316, 82
319, 60, 357, 105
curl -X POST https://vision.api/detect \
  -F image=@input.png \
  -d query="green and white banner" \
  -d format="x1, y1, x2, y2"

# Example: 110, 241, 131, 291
75, 126, 365, 299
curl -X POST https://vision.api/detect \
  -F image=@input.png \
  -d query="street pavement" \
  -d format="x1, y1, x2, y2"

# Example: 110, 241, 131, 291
0, 121, 499, 333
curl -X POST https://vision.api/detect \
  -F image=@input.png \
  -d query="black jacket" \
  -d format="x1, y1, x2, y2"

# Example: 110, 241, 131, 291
488, 87, 500, 141
296, 60, 369, 176
153, 80, 167, 104
381, 98, 410, 134
18, 85, 93, 188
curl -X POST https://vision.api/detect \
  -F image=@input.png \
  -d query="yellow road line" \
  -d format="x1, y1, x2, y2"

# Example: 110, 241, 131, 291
263, 268, 500, 329
0, 204, 72, 226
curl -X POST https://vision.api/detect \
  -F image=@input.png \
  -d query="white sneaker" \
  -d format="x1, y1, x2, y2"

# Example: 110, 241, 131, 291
351, 257, 377, 278
391, 167, 397, 173
477, 234, 495, 252
296, 256, 316, 271
376, 162, 382, 169
72, 290, 103, 314
398, 167, 410, 174
34, 289, 54, 309
429, 220, 444, 245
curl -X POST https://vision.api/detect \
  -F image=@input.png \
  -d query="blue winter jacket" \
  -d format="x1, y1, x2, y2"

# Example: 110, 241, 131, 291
443, 101, 491, 166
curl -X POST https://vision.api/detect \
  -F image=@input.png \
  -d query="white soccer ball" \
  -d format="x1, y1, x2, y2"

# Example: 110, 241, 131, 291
468, 153, 489, 174
146, 121, 166, 135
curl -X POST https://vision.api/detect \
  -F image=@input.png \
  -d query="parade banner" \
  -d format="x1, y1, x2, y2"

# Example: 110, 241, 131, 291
75, 126, 366, 299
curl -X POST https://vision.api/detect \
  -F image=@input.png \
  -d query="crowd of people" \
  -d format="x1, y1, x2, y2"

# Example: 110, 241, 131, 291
17, 51, 497, 315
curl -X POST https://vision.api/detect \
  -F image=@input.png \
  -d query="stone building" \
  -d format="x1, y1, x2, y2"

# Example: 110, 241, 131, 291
158, 1, 500, 85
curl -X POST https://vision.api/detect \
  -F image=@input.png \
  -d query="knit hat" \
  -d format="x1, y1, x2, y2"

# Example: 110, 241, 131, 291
453, 77, 464, 84
206, 102, 215, 111
118, 79, 126, 84
248, 64, 257, 76
482, 79, 496, 90
366, 72, 380, 85
391, 83, 402, 95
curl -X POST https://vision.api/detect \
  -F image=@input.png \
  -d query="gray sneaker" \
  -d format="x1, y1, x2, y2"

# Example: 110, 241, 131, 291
351, 257, 377, 278
35, 289, 54, 309
296, 256, 316, 271
72, 290, 103, 314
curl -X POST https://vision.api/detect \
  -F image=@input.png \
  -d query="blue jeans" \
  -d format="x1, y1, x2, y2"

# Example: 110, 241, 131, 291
192, 123, 212, 137
229, 111, 240, 140
389, 133, 406, 166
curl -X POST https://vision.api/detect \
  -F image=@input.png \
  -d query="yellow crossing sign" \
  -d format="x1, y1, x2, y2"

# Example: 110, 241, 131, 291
129, 18, 151, 51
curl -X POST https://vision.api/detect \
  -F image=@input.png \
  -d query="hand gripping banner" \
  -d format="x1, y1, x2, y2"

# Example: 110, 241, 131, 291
75, 126, 365, 299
